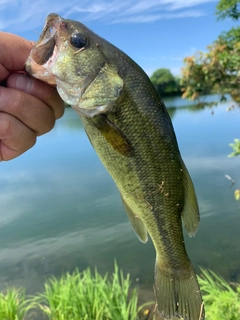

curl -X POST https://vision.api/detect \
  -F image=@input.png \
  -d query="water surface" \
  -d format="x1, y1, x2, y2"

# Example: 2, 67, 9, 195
0, 95, 239, 299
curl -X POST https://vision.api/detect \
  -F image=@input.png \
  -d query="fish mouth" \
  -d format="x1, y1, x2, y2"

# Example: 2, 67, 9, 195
31, 14, 60, 65
25, 14, 66, 84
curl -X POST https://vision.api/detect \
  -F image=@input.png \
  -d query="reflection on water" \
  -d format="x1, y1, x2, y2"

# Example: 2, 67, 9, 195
0, 95, 239, 298
165, 94, 233, 119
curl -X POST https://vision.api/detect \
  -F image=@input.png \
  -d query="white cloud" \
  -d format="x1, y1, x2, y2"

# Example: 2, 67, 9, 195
112, 10, 205, 24
0, 0, 217, 32
160, 0, 217, 10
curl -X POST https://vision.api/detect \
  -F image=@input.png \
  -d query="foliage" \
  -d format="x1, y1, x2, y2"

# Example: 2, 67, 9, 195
32, 262, 146, 320
150, 68, 181, 96
181, 26, 240, 103
181, 0, 240, 105
228, 139, 240, 157
216, 0, 240, 20
0, 288, 31, 320
198, 268, 240, 320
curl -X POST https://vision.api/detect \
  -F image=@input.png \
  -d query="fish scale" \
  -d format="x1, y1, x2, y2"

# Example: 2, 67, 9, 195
26, 13, 204, 320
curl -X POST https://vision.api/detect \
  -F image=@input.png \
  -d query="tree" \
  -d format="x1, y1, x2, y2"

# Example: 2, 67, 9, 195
150, 68, 181, 97
181, 27, 240, 103
216, 0, 240, 20
181, 0, 240, 105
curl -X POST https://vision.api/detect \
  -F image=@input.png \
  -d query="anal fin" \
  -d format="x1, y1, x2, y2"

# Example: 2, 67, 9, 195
121, 195, 148, 243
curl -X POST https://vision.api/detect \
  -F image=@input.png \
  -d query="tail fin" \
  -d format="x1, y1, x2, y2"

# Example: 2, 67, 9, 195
154, 260, 204, 320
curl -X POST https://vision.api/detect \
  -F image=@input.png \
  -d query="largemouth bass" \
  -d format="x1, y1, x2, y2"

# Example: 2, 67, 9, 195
26, 14, 204, 320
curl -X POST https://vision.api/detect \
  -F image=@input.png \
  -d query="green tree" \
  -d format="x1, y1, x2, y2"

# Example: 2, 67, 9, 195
181, 0, 240, 105
150, 68, 181, 97
181, 27, 240, 103
216, 0, 240, 20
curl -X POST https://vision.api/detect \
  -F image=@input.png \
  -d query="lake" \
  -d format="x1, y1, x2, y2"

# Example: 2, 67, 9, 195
0, 95, 239, 303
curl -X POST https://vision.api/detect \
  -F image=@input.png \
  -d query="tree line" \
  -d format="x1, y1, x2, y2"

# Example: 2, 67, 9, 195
150, 68, 182, 97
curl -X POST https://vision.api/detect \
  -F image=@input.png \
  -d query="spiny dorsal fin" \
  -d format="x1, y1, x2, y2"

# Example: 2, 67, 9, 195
121, 195, 148, 243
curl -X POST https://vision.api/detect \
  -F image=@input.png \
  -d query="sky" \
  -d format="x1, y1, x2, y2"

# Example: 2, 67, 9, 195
0, 0, 237, 76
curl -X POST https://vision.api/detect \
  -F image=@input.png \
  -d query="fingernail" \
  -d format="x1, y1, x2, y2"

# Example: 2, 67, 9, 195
14, 73, 33, 93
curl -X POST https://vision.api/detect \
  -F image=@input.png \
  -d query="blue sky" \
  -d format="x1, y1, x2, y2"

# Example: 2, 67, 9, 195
0, 0, 237, 76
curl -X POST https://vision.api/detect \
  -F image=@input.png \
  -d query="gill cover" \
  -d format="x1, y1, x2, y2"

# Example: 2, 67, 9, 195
75, 63, 123, 117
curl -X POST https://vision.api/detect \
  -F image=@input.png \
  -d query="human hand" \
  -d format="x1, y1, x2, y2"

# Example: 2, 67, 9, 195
0, 32, 64, 161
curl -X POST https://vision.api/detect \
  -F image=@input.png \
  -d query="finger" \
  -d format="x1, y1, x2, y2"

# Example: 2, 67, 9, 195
7, 73, 65, 119
0, 112, 36, 161
0, 86, 56, 136
0, 32, 34, 77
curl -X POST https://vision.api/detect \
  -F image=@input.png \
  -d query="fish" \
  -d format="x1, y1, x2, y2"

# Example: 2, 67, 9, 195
25, 13, 204, 320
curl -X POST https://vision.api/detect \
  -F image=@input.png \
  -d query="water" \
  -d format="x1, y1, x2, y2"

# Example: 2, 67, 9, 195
0, 95, 239, 300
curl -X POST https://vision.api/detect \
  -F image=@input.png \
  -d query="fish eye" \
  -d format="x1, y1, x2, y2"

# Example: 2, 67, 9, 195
70, 32, 88, 49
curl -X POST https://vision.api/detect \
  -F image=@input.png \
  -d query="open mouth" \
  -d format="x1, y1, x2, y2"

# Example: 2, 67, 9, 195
27, 13, 66, 68
25, 14, 64, 84
31, 35, 56, 65
30, 14, 62, 65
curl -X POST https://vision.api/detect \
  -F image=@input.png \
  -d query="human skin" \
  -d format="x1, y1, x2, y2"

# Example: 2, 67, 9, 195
0, 32, 65, 161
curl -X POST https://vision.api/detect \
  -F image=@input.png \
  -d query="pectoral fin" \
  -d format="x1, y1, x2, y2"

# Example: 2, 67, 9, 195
180, 160, 200, 237
93, 115, 133, 157
121, 195, 148, 243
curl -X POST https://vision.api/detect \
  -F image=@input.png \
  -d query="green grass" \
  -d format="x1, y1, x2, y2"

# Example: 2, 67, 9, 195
0, 287, 31, 320
198, 268, 240, 320
32, 262, 146, 320
1, 265, 239, 320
